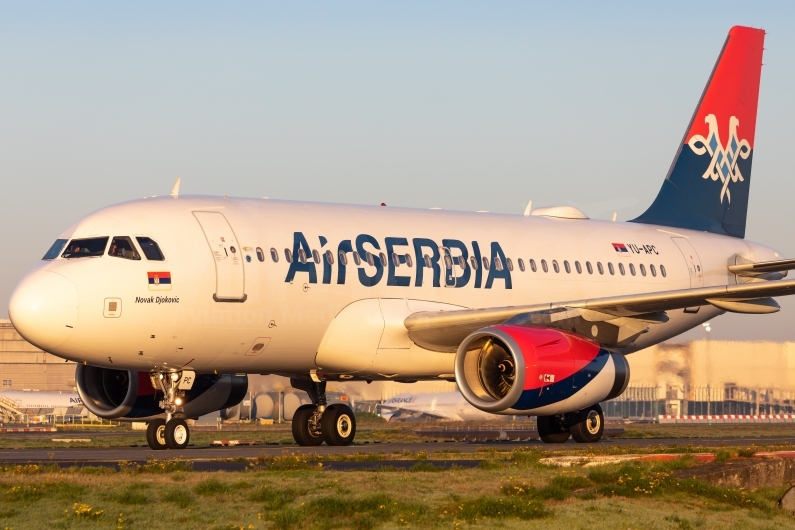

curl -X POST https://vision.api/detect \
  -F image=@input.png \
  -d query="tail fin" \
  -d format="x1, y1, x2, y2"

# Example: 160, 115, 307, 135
631, 26, 765, 238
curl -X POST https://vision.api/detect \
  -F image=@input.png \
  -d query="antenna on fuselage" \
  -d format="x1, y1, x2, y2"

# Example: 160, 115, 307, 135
523, 200, 532, 216
170, 177, 181, 199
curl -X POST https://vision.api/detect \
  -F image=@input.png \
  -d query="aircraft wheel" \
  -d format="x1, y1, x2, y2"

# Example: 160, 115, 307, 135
321, 404, 356, 446
291, 404, 324, 446
146, 419, 168, 450
569, 404, 605, 443
164, 418, 190, 449
537, 415, 571, 443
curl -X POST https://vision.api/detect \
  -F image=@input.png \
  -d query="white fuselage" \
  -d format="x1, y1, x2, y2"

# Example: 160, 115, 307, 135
9, 196, 781, 379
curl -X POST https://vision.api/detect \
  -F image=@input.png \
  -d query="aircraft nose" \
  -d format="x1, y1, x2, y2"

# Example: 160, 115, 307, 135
9, 271, 78, 350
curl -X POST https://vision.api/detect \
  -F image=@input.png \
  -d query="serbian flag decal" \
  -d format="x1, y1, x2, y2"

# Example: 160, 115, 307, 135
148, 271, 172, 291
612, 243, 628, 253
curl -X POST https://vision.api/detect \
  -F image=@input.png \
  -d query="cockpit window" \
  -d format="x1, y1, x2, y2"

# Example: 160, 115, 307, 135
42, 239, 68, 260
136, 237, 165, 261
108, 237, 141, 260
61, 237, 109, 258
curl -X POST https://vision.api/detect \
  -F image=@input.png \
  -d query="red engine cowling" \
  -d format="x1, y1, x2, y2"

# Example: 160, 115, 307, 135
454, 325, 629, 416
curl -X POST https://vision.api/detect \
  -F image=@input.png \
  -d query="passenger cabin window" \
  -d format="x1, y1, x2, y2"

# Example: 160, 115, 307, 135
62, 237, 109, 259
366, 252, 374, 266
660, 264, 667, 277
298, 249, 307, 264
563, 260, 571, 273
392, 253, 400, 267
541, 259, 548, 273
108, 237, 141, 260
585, 261, 593, 274
405, 254, 413, 267
325, 250, 334, 265
650, 264, 657, 277
552, 260, 560, 273
494, 257, 503, 271
136, 237, 165, 261
640, 264, 647, 276
424, 254, 433, 268
597, 262, 604, 275
629, 263, 636, 276
379, 252, 387, 267
353, 252, 362, 266
482, 256, 490, 270
529, 259, 537, 272
42, 239, 68, 260
270, 248, 279, 262
338, 251, 348, 266
256, 247, 265, 262
518, 258, 525, 272
470, 256, 479, 270
619, 263, 626, 276
506, 258, 514, 271
608, 262, 615, 275
284, 249, 293, 263
312, 250, 321, 264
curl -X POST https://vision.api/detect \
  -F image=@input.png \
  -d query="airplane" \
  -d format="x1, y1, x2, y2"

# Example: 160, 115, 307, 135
0, 391, 86, 421
9, 25, 795, 450
379, 391, 497, 422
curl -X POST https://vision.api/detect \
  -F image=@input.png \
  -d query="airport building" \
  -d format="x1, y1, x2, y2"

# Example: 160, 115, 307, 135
0, 319, 76, 392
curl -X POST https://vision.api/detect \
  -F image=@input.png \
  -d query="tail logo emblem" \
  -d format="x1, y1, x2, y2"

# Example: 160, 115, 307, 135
687, 114, 751, 203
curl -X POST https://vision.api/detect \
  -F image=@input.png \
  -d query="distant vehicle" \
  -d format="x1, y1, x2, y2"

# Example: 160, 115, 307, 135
379, 392, 498, 422
9, 26, 791, 449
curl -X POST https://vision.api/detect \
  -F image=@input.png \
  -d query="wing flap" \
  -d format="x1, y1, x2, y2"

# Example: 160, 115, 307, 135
404, 279, 795, 351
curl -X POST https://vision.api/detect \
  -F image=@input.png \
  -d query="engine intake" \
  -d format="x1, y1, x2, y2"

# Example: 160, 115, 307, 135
455, 325, 629, 416
75, 365, 248, 421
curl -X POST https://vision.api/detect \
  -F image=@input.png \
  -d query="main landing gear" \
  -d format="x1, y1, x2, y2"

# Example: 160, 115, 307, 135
145, 372, 191, 450
290, 378, 357, 446
537, 404, 605, 444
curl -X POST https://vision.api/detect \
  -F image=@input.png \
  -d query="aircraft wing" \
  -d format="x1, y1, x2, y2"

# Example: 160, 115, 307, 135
404, 278, 795, 351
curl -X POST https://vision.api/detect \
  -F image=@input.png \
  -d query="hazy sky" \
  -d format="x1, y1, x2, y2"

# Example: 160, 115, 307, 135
2, 2, 795, 341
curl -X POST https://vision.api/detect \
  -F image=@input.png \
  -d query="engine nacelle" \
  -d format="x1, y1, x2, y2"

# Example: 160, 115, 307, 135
75, 364, 248, 421
454, 325, 629, 416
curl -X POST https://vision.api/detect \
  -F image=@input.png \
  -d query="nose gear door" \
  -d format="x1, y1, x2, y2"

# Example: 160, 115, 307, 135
671, 237, 704, 288
193, 211, 247, 302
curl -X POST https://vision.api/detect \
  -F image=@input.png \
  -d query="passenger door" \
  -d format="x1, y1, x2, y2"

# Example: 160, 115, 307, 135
193, 211, 246, 302
671, 237, 704, 288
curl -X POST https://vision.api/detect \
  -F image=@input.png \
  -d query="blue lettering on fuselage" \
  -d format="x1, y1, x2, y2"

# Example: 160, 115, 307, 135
285, 232, 512, 289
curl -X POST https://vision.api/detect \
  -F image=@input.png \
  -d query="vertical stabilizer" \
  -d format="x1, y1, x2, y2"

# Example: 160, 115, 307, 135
631, 26, 765, 238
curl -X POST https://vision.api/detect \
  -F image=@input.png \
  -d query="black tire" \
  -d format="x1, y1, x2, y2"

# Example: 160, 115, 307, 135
291, 404, 324, 446
569, 404, 605, 443
537, 415, 571, 443
321, 404, 356, 446
146, 419, 168, 450
164, 418, 190, 449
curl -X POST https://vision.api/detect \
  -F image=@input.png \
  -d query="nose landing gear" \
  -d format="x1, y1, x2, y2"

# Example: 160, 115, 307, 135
290, 377, 356, 446
145, 371, 192, 451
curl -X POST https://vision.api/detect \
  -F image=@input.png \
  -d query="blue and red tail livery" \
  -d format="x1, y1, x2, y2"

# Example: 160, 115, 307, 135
632, 26, 765, 238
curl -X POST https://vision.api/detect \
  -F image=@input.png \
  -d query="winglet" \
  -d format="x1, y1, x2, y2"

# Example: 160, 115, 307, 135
523, 200, 532, 217
170, 177, 181, 199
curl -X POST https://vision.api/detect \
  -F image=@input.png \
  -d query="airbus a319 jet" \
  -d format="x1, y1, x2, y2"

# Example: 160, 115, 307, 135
9, 26, 795, 449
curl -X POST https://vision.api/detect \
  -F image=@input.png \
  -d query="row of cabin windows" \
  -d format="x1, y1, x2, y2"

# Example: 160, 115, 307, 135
267, 246, 666, 278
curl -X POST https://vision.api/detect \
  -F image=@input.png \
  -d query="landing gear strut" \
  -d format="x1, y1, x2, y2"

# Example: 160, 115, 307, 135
537, 403, 605, 444
290, 377, 356, 446
145, 371, 192, 451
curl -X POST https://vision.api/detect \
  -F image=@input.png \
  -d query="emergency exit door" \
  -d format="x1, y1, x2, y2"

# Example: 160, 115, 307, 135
671, 237, 703, 288
193, 211, 246, 302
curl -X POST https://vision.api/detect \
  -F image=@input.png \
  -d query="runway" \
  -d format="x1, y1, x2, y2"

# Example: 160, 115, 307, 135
2, 436, 795, 472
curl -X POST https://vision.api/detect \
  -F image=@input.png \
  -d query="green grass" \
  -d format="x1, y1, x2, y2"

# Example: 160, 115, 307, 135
0, 446, 793, 529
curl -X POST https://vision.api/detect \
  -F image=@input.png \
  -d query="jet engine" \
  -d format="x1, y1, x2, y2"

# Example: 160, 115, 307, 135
75, 364, 248, 421
454, 325, 629, 416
